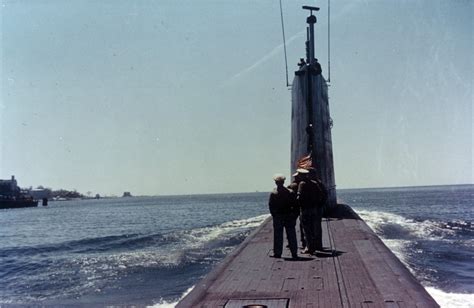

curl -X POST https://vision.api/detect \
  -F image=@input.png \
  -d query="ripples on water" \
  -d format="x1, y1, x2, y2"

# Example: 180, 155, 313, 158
0, 186, 472, 307
0, 194, 269, 305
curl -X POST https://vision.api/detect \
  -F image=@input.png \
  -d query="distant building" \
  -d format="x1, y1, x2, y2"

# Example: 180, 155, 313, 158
29, 189, 50, 200
0, 176, 20, 197
122, 192, 132, 197
95, 194, 101, 199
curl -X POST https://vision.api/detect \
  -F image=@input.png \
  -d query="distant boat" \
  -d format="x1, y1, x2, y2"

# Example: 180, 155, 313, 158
0, 197, 38, 209
0, 176, 38, 209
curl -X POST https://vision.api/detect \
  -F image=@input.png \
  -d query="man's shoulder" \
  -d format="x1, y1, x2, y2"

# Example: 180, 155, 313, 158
271, 187, 291, 196
270, 188, 281, 195
282, 187, 292, 195
288, 183, 298, 191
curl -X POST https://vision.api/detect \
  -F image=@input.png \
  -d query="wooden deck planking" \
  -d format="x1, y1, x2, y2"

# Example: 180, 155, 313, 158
332, 219, 392, 306
335, 245, 368, 304
355, 240, 405, 302
177, 206, 439, 308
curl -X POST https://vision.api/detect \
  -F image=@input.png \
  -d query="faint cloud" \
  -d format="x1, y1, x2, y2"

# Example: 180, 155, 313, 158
222, 30, 305, 86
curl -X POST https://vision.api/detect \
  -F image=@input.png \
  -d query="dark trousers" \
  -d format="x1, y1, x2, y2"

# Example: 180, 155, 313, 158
301, 207, 323, 252
272, 215, 298, 257
299, 219, 306, 248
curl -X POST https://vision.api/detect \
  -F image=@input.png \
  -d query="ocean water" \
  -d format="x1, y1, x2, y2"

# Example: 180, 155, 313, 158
0, 185, 472, 307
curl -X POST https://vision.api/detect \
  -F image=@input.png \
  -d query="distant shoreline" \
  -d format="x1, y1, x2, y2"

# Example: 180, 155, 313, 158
87, 183, 473, 199
337, 183, 473, 192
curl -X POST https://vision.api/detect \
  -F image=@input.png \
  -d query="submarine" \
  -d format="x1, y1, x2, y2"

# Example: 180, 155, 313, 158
177, 6, 439, 308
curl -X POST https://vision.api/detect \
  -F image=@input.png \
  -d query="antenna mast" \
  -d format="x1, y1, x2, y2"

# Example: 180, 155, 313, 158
279, 0, 291, 87
327, 0, 331, 83
302, 5, 319, 64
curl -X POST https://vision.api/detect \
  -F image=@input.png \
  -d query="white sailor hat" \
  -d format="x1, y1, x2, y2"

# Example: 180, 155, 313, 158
292, 168, 310, 176
273, 174, 286, 182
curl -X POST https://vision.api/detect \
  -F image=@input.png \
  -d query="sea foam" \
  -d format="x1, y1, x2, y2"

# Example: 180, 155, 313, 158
425, 287, 474, 308
356, 209, 455, 241
148, 286, 194, 308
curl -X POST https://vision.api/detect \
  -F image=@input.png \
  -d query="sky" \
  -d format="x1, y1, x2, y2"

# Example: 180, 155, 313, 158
0, 0, 472, 196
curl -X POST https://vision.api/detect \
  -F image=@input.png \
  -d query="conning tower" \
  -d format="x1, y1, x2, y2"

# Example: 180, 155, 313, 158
291, 6, 337, 208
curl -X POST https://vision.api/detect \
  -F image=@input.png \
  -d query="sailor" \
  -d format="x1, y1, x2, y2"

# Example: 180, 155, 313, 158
268, 174, 299, 259
289, 172, 305, 249
297, 168, 327, 254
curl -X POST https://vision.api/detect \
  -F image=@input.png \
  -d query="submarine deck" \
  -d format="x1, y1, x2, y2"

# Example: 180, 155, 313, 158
177, 205, 438, 308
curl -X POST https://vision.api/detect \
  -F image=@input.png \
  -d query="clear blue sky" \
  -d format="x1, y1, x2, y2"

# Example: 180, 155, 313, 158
1, 0, 472, 196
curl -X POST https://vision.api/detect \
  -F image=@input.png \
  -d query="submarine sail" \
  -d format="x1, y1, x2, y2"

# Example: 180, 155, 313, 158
291, 6, 337, 208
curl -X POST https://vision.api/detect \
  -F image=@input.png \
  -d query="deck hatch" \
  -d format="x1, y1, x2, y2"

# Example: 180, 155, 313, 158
224, 298, 289, 308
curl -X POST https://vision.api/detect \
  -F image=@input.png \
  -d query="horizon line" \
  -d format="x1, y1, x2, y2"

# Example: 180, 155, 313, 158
115, 183, 473, 198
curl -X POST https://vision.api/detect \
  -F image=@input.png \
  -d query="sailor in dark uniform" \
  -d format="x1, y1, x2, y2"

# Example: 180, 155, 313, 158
268, 174, 299, 259
297, 168, 327, 254
289, 172, 305, 249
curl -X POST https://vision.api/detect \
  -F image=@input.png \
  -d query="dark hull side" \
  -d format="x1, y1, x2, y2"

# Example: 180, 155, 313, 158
0, 200, 38, 209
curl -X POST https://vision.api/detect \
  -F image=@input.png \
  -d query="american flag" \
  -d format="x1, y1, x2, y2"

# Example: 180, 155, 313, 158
296, 153, 313, 169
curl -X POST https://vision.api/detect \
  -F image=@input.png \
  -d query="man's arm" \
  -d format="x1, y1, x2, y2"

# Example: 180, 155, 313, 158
297, 181, 306, 203
268, 193, 275, 216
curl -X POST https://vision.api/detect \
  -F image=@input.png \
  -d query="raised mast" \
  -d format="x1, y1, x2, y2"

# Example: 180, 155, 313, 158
303, 5, 319, 64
